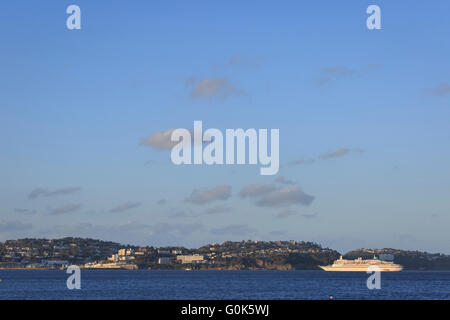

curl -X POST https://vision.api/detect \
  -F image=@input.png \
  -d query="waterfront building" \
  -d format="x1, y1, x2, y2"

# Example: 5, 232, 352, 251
177, 255, 204, 264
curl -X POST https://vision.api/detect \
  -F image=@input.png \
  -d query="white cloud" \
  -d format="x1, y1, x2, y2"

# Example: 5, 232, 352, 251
139, 129, 177, 150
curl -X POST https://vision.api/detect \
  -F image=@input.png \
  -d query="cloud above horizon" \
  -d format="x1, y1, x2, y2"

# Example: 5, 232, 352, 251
240, 184, 315, 208
275, 209, 297, 218
317, 64, 381, 85
287, 158, 316, 166
110, 201, 142, 213
49, 204, 81, 215
28, 187, 81, 199
185, 185, 232, 205
274, 176, 295, 185
186, 77, 243, 100
167, 209, 190, 219
289, 148, 363, 165
257, 186, 315, 207
139, 129, 178, 150
318, 148, 364, 160
426, 82, 450, 96
239, 184, 277, 198
317, 66, 355, 85
318, 148, 351, 160
140, 128, 208, 151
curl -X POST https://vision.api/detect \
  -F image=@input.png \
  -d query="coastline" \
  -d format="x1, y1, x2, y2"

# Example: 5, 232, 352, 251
2, 267, 450, 271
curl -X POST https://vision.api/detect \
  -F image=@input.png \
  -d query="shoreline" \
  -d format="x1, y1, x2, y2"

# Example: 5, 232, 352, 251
0, 268, 54, 270
1, 268, 450, 271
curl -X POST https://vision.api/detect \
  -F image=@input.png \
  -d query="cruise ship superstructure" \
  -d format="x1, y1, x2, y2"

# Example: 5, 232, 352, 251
319, 256, 403, 272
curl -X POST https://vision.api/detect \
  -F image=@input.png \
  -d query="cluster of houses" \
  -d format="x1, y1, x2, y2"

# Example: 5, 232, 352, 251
1, 243, 82, 269
0, 239, 119, 269
83, 247, 207, 269
157, 248, 204, 265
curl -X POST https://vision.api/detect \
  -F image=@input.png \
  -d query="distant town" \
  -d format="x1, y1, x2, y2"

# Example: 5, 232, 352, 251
0, 238, 449, 270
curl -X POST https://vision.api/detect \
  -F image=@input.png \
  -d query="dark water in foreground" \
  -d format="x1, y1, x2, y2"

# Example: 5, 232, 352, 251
0, 270, 449, 300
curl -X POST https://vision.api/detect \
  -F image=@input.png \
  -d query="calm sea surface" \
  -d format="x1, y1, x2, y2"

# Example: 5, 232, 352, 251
0, 270, 449, 300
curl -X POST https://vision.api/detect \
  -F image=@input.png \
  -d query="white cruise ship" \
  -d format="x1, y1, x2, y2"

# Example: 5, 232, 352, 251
319, 256, 403, 272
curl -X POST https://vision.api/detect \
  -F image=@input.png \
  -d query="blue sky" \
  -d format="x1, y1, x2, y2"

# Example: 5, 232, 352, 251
0, 1, 449, 253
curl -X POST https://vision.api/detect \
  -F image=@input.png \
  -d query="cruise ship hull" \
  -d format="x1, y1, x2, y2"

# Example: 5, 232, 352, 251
319, 265, 403, 272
